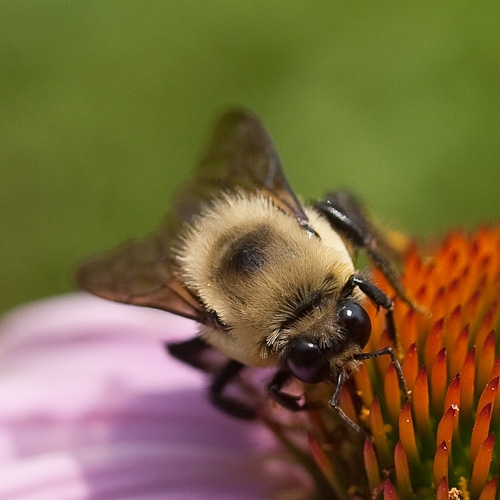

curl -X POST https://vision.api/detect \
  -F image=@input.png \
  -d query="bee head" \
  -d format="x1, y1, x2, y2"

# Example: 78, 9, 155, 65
284, 300, 372, 384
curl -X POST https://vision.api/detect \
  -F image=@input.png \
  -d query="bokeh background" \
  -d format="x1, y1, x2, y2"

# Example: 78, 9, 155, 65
1, 1, 499, 314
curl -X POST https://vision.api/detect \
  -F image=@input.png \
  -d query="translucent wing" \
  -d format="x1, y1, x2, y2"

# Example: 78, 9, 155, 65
171, 108, 308, 225
76, 108, 306, 323
75, 233, 212, 323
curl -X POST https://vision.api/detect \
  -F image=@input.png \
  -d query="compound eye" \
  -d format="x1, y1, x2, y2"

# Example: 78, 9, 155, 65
287, 339, 330, 384
338, 302, 371, 349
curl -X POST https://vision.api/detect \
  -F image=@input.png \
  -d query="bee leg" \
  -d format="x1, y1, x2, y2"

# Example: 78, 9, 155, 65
314, 193, 416, 310
168, 337, 256, 419
329, 372, 368, 436
166, 336, 213, 371
341, 275, 410, 400
209, 360, 256, 420
355, 346, 409, 401
268, 369, 309, 411
340, 274, 397, 341
353, 276, 397, 343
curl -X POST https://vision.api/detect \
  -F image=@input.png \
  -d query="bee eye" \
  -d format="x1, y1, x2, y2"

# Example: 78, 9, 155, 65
338, 302, 371, 349
287, 340, 330, 383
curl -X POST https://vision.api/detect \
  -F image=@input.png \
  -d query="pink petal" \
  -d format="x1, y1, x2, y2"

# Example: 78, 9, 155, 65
0, 295, 311, 499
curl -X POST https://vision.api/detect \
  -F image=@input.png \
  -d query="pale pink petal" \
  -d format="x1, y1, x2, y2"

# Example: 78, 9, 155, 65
0, 295, 312, 500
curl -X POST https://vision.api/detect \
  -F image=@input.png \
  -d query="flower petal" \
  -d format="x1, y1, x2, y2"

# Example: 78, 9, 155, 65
0, 295, 306, 499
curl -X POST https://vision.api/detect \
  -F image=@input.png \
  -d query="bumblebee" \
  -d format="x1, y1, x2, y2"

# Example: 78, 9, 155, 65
76, 109, 413, 432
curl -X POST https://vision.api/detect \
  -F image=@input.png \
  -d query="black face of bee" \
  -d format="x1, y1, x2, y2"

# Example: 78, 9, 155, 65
286, 300, 372, 384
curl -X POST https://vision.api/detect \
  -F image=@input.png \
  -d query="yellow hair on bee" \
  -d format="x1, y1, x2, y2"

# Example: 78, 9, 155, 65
174, 191, 362, 368
75, 109, 410, 432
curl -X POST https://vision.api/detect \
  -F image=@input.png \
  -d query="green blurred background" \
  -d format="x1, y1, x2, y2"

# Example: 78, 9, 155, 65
1, 1, 499, 314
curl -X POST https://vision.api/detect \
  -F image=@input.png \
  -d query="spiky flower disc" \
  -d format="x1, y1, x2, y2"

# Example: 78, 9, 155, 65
297, 228, 500, 499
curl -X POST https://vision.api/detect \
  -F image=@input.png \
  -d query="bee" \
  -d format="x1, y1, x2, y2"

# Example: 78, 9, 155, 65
76, 109, 414, 433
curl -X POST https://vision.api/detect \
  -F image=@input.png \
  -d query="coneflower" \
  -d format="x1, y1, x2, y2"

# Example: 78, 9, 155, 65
1, 228, 498, 500
259, 227, 500, 499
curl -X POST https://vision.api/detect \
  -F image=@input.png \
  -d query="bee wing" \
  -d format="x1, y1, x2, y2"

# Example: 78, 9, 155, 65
172, 108, 308, 224
76, 108, 305, 325
75, 232, 213, 324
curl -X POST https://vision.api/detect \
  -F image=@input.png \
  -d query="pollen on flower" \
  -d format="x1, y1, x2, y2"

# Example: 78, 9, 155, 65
276, 228, 500, 499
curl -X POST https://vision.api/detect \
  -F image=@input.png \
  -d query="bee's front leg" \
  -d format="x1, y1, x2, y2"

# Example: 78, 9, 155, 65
208, 359, 257, 420
168, 337, 256, 420
268, 369, 303, 410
